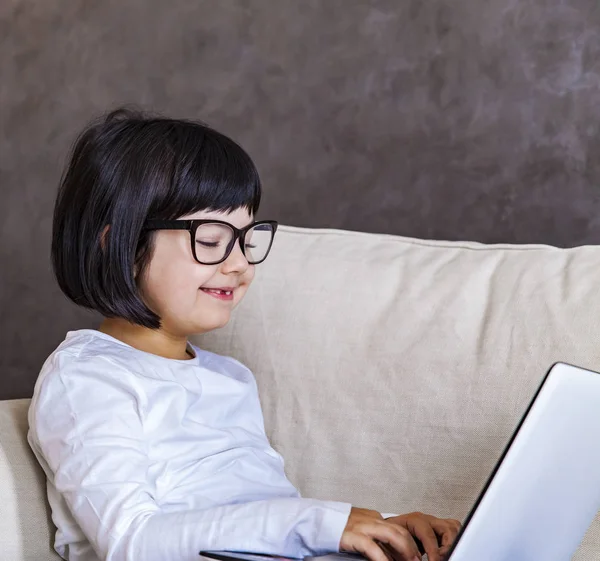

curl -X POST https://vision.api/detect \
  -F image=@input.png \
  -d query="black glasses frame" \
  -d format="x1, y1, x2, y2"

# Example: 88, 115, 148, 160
144, 219, 278, 265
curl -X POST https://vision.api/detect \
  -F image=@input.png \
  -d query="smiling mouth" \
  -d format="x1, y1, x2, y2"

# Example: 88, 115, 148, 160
200, 287, 235, 301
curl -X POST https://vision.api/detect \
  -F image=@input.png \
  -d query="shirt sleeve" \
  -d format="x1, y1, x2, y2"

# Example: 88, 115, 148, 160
28, 355, 352, 561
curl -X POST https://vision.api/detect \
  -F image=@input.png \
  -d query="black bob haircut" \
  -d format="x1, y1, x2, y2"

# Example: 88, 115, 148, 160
52, 107, 262, 329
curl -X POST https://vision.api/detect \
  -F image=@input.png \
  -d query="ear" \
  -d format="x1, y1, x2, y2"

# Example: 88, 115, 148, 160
100, 225, 110, 250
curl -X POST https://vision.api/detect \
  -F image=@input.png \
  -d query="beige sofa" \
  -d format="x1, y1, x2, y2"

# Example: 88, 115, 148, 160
2, 225, 600, 560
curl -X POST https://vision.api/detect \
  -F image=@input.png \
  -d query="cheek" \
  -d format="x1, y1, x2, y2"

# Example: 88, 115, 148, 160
241, 265, 256, 291
245, 265, 256, 285
140, 240, 217, 313
233, 266, 256, 304
142, 266, 204, 313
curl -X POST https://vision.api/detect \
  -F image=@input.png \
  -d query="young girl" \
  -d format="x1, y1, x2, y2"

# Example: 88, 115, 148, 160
28, 109, 460, 561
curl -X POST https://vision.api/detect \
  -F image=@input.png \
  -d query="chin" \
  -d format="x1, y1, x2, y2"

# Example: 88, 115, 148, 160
195, 312, 232, 333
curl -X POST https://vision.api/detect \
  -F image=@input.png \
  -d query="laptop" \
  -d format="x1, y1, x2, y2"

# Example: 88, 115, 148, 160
202, 362, 600, 561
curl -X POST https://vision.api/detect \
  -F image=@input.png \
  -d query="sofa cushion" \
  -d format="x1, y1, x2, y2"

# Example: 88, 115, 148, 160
0, 398, 60, 560
195, 225, 600, 560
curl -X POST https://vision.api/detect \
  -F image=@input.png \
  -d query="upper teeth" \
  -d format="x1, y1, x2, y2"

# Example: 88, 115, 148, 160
207, 289, 231, 295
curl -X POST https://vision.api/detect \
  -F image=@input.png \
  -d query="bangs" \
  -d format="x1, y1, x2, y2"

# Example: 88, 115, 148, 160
148, 121, 262, 220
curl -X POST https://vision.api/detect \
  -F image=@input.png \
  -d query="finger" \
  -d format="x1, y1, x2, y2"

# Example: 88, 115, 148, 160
374, 541, 397, 561
375, 524, 421, 561
439, 544, 453, 560
443, 518, 462, 532
411, 535, 425, 555
440, 529, 454, 548
357, 536, 399, 561
408, 519, 441, 561
430, 519, 460, 548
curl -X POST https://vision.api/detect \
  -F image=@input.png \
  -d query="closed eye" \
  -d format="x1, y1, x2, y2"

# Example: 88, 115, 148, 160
196, 240, 220, 248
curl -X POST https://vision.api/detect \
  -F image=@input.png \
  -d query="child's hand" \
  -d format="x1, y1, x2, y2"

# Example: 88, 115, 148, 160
340, 507, 422, 561
384, 513, 462, 561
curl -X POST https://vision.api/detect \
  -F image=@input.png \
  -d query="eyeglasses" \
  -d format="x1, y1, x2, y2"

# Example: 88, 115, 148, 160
144, 219, 278, 265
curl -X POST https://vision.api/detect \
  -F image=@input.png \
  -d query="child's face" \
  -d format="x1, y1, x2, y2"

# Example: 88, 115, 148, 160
138, 207, 256, 336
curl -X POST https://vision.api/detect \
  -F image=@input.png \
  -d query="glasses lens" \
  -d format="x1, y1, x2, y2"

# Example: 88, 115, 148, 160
244, 223, 274, 264
194, 223, 235, 264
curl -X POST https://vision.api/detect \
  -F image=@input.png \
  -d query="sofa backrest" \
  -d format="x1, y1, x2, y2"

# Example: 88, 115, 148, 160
3, 225, 600, 559
0, 398, 60, 560
195, 225, 600, 559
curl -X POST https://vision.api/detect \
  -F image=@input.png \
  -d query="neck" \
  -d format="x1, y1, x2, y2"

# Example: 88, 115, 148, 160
98, 317, 193, 360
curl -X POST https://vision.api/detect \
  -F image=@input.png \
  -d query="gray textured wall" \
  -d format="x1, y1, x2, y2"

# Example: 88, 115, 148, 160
2, 0, 600, 399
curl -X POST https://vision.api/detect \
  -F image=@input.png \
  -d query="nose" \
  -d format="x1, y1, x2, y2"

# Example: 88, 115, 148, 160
220, 240, 250, 274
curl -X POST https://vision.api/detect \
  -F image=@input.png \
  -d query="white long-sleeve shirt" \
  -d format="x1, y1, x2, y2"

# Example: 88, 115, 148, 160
28, 330, 353, 561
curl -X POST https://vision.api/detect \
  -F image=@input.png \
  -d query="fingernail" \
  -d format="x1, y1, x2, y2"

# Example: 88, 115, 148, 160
413, 557, 421, 561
